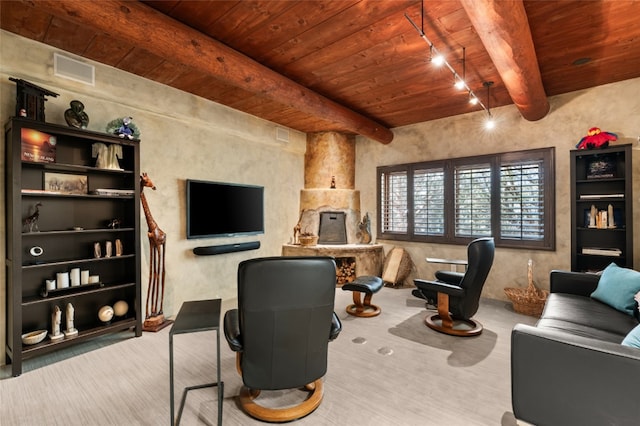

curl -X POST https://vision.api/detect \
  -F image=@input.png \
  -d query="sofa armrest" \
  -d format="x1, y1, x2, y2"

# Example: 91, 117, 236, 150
549, 269, 600, 296
511, 323, 640, 426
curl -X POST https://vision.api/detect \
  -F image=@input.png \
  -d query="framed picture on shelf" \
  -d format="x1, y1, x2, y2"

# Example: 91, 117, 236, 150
586, 154, 617, 179
21, 128, 56, 163
44, 172, 87, 194
613, 208, 624, 228
584, 209, 593, 228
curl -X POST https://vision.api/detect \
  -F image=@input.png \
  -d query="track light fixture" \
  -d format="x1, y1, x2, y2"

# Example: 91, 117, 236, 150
404, 5, 494, 128
454, 48, 466, 90
484, 81, 495, 129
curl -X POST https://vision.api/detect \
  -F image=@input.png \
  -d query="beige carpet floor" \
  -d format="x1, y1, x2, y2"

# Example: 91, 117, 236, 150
0, 286, 537, 425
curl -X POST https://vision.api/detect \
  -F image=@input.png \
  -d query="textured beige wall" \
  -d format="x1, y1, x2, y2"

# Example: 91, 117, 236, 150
1, 29, 640, 366
356, 77, 640, 300
0, 31, 306, 362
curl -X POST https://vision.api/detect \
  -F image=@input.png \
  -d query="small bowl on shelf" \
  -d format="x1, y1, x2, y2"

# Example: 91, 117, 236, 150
21, 329, 47, 345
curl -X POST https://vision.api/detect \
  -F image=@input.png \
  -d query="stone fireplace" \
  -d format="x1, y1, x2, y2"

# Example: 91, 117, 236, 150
282, 131, 384, 282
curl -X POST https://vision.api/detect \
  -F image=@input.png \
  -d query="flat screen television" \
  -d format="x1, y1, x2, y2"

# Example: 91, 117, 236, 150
186, 179, 264, 239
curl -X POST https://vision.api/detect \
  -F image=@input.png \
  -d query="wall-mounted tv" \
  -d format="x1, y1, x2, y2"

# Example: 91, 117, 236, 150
186, 179, 264, 239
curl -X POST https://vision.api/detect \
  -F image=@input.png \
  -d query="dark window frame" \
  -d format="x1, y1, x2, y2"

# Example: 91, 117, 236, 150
377, 147, 555, 250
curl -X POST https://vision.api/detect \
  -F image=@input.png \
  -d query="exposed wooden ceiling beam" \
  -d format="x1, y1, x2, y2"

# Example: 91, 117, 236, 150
32, 0, 394, 144
461, 0, 549, 121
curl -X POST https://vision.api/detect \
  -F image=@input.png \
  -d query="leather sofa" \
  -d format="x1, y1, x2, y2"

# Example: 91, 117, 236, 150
511, 270, 640, 426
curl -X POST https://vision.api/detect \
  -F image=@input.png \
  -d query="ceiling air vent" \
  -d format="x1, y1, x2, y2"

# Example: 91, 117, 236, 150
276, 127, 289, 143
54, 53, 95, 86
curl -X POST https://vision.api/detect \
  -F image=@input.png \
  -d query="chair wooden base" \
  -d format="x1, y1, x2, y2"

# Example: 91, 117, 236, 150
346, 291, 381, 317
424, 292, 483, 336
425, 314, 483, 336
238, 379, 324, 423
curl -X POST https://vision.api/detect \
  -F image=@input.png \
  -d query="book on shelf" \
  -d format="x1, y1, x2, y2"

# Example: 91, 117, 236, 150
579, 193, 624, 199
581, 247, 622, 256
91, 188, 134, 196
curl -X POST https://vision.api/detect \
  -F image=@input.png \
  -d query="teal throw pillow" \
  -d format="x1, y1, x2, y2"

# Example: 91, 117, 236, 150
622, 324, 640, 348
591, 263, 640, 316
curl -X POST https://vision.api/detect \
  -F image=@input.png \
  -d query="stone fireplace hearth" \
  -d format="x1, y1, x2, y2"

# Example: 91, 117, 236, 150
282, 131, 384, 282
282, 243, 383, 283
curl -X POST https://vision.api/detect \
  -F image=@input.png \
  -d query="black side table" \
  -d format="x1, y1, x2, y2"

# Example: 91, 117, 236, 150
169, 299, 223, 425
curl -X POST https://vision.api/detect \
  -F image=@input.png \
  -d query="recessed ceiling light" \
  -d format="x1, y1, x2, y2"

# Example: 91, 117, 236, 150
572, 57, 592, 66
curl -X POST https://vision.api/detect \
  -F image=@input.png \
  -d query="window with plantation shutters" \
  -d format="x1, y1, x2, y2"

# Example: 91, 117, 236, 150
500, 160, 545, 241
377, 147, 555, 250
380, 169, 408, 233
414, 167, 445, 236
454, 164, 492, 237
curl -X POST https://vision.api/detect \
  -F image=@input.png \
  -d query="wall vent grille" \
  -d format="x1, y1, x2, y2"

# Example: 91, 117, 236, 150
276, 127, 289, 143
54, 53, 95, 86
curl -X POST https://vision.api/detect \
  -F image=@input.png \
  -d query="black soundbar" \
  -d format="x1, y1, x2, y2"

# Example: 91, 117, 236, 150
193, 241, 260, 256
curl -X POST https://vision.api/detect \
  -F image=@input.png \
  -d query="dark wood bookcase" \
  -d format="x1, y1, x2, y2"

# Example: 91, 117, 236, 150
570, 144, 633, 272
4, 117, 142, 376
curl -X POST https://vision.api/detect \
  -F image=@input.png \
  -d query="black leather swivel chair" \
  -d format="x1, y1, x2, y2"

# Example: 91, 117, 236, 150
223, 256, 342, 422
413, 237, 495, 336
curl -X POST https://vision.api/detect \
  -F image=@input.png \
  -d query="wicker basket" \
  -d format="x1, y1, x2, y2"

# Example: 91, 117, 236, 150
504, 259, 549, 317
298, 235, 318, 246
505, 282, 549, 317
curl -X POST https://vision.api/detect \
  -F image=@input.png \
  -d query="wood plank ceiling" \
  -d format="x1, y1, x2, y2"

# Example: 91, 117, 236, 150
2, 1, 639, 143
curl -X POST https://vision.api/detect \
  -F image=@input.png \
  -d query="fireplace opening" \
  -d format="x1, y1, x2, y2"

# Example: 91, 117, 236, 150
318, 211, 347, 244
336, 257, 356, 285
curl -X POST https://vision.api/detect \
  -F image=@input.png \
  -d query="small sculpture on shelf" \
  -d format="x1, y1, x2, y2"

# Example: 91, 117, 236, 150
589, 204, 597, 228
64, 100, 89, 129
113, 300, 129, 317
292, 211, 304, 245
9, 77, 59, 122
576, 127, 617, 150
49, 305, 64, 341
92, 142, 123, 170
23, 202, 42, 233
608, 204, 616, 228
293, 221, 302, 245
357, 212, 372, 244
106, 116, 140, 140
98, 305, 114, 324
64, 303, 78, 338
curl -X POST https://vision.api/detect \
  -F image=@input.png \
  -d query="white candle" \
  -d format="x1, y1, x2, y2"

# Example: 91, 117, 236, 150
45, 279, 56, 291
81, 270, 90, 285
70, 268, 81, 286
57, 272, 69, 289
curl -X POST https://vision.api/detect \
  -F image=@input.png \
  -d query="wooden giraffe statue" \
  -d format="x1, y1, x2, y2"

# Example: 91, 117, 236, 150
140, 172, 168, 331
